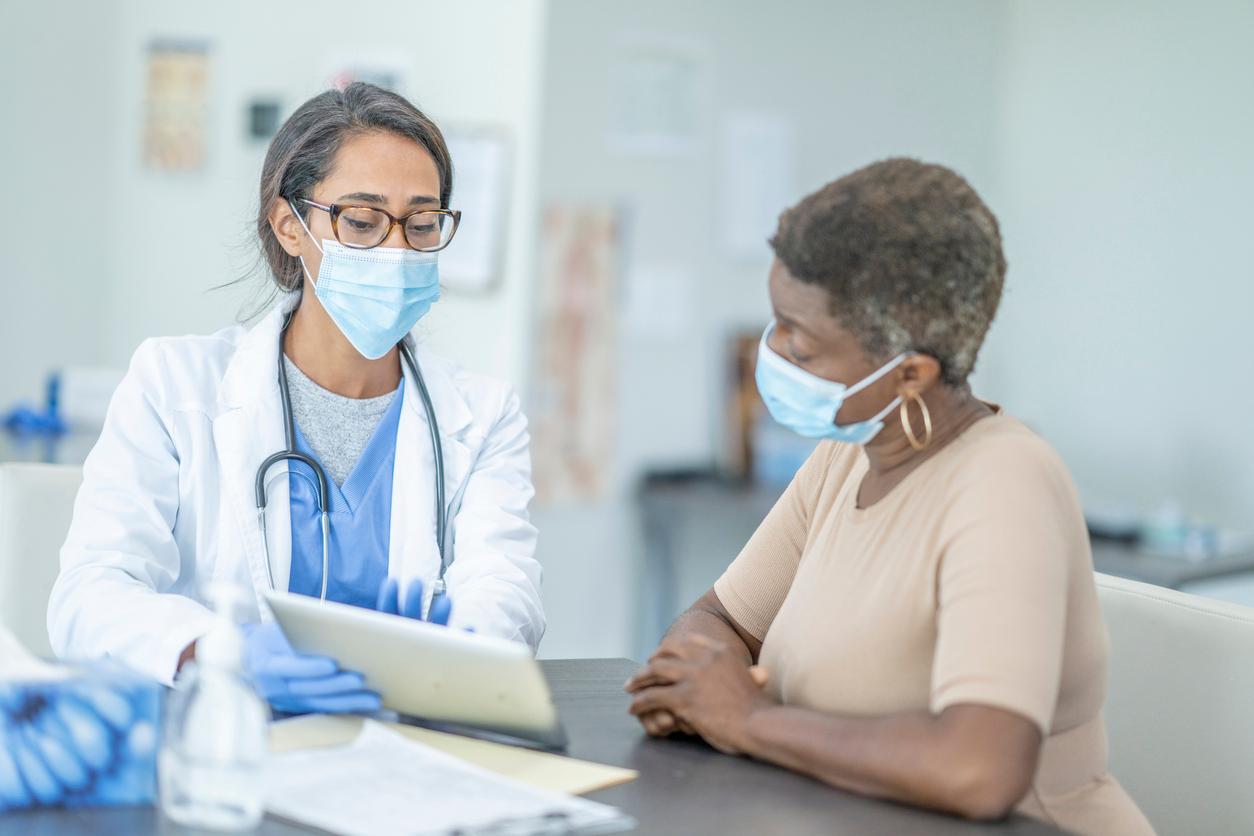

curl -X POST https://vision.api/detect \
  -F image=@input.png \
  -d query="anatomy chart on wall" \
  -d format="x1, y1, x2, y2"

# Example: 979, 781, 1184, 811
141, 40, 210, 172
529, 205, 621, 504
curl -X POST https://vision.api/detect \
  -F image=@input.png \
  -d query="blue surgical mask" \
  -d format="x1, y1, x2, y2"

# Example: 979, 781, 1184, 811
755, 322, 908, 444
292, 202, 441, 360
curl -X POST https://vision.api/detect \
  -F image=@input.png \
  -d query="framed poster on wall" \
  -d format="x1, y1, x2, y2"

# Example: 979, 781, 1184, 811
440, 128, 511, 294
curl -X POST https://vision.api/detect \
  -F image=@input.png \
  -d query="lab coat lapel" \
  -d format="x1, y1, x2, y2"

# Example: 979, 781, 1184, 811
389, 339, 474, 599
213, 300, 295, 617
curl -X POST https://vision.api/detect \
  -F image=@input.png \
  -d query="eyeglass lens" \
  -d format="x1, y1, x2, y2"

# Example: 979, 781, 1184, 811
334, 207, 455, 251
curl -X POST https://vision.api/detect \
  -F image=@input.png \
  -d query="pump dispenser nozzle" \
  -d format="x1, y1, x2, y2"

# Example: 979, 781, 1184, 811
196, 584, 250, 670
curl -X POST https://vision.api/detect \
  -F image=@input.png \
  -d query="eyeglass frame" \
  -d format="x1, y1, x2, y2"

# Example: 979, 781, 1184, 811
292, 197, 462, 252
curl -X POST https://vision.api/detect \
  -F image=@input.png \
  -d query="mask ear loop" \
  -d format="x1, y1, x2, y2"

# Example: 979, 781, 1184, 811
845, 352, 912, 398
840, 351, 913, 428
287, 199, 325, 285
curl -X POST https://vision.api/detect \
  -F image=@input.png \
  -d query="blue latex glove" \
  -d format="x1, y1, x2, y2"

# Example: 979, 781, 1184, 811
374, 578, 453, 625
0, 684, 121, 811
0, 726, 30, 809
241, 623, 381, 715
49, 689, 116, 774
0, 688, 35, 810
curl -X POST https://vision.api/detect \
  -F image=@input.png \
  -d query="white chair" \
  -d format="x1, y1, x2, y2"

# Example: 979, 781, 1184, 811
1097, 572, 1254, 836
0, 463, 82, 658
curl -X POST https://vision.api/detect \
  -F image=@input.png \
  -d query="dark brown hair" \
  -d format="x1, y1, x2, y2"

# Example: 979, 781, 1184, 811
256, 82, 453, 292
770, 157, 1006, 385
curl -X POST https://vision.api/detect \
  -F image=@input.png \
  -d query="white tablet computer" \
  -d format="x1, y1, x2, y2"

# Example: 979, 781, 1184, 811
264, 592, 566, 750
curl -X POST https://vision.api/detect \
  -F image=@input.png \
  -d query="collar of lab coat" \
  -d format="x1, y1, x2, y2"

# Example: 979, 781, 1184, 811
212, 293, 476, 615
218, 293, 474, 432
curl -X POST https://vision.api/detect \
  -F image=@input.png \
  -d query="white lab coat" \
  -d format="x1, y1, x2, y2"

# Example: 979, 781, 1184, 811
47, 299, 544, 685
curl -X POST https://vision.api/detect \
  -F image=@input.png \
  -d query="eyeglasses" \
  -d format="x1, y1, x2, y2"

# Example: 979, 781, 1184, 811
295, 198, 461, 252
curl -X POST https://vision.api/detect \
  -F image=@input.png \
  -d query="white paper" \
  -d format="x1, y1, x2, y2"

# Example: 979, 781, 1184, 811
441, 130, 510, 293
0, 627, 70, 682
607, 36, 708, 157
266, 720, 633, 836
718, 112, 797, 262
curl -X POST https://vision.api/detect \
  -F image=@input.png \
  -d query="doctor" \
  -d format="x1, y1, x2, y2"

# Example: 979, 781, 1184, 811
48, 83, 545, 712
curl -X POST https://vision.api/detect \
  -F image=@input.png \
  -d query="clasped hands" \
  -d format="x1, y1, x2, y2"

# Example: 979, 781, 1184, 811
624, 633, 774, 755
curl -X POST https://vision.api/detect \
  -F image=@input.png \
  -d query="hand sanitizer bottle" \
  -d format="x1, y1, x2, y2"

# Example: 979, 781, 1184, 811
159, 585, 269, 831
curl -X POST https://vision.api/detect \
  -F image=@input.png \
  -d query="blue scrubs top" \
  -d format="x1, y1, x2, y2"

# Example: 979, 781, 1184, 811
287, 383, 404, 608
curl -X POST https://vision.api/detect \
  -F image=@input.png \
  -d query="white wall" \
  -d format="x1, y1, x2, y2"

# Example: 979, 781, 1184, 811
97, 0, 547, 388
2, 0, 546, 396
0, 1, 117, 408
6, 1, 1252, 661
975, 0, 1254, 528
533, 0, 1008, 659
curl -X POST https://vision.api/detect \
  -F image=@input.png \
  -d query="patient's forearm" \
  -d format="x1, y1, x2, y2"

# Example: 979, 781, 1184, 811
739, 703, 1040, 821
662, 589, 760, 664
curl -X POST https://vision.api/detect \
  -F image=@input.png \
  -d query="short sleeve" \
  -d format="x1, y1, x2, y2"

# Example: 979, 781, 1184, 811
929, 437, 1079, 734
714, 443, 834, 640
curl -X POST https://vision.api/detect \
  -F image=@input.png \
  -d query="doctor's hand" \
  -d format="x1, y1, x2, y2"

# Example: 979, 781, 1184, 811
374, 578, 453, 626
240, 623, 381, 716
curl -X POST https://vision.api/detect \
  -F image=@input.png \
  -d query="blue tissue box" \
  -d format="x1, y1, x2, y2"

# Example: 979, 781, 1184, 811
0, 663, 160, 811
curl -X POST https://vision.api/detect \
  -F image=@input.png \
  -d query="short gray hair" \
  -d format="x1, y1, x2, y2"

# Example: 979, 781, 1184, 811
769, 158, 1006, 385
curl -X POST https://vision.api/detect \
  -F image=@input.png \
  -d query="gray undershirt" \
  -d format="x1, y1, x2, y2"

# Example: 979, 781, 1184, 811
283, 356, 398, 487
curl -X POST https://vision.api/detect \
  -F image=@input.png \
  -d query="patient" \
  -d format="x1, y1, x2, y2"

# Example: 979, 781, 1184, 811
626, 159, 1153, 835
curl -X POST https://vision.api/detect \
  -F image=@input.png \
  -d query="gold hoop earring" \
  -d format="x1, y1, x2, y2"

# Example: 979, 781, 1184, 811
900, 392, 933, 451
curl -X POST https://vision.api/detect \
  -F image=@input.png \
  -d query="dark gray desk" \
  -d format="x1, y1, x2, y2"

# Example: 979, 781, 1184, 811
552, 659, 1059, 835
1, 659, 1061, 836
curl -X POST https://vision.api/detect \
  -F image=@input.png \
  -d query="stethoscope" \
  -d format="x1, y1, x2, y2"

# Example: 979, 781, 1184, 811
254, 310, 449, 602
